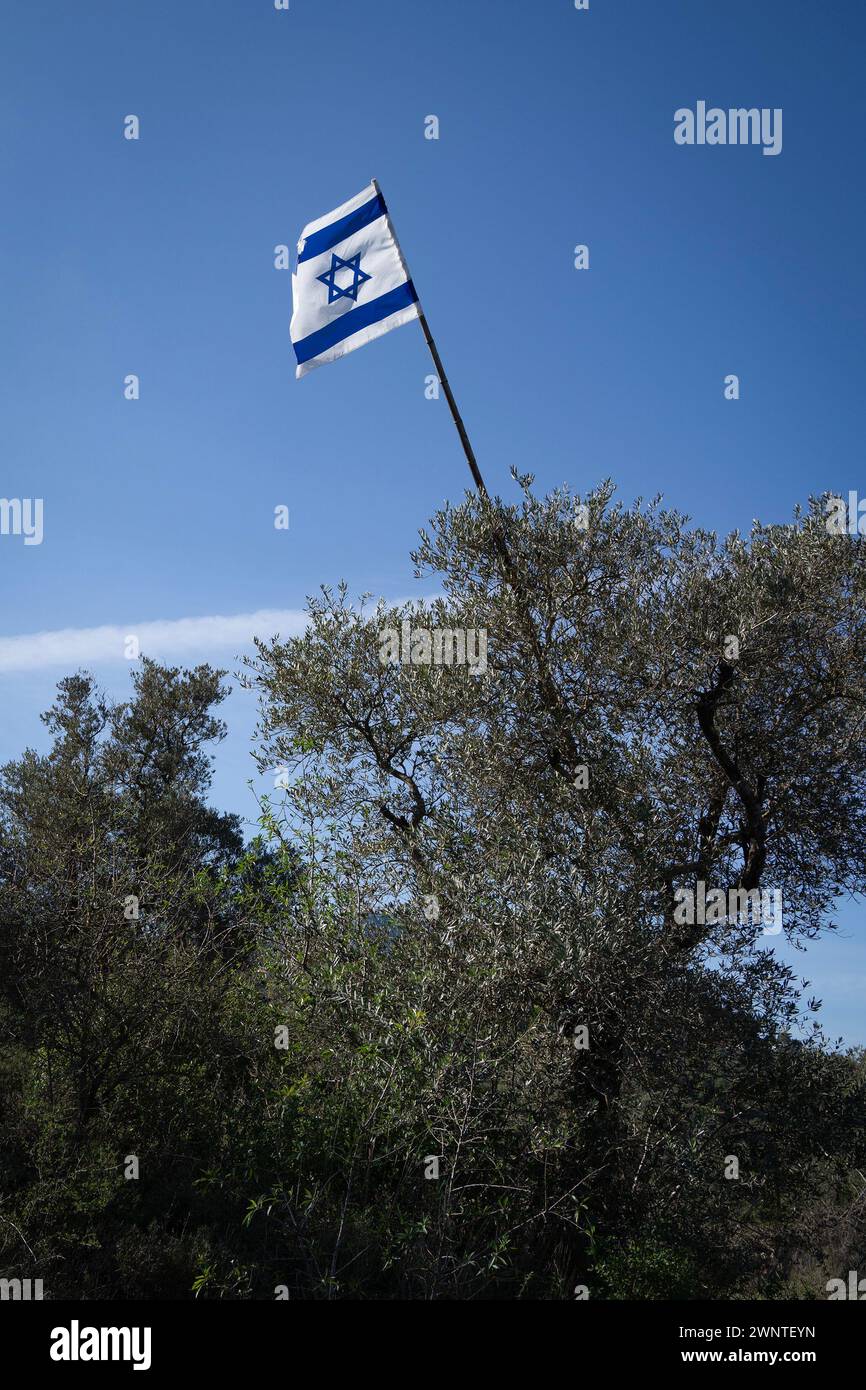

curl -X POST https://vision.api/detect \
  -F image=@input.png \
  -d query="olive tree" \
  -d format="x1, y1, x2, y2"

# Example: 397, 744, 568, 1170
243, 478, 866, 1297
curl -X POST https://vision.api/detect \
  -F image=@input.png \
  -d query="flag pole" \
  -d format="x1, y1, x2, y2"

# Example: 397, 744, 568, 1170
372, 180, 581, 780
372, 179, 490, 500
416, 310, 490, 498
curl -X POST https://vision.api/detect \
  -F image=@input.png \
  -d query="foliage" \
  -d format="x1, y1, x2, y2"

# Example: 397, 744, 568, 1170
1, 482, 865, 1298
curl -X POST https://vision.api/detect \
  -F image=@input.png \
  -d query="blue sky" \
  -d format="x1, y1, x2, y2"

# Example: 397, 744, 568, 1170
1, 0, 864, 1042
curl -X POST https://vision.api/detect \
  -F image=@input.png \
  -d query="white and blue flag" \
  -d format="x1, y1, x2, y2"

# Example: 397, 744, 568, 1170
290, 181, 420, 379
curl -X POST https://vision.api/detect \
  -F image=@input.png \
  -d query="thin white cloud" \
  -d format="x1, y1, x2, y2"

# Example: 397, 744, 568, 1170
0, 609, 309, 674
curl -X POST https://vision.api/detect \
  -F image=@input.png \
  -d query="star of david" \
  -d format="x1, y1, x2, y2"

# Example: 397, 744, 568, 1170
317, 252, 372, 304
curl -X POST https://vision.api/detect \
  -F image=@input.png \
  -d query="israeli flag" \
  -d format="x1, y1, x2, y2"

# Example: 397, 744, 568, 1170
290, 182, 420, 379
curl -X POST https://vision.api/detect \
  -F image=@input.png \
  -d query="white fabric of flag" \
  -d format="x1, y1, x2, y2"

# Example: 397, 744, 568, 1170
290, 182, 420, 379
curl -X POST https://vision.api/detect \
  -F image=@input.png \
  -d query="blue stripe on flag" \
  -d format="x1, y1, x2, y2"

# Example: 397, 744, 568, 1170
293, 281, 418, 365
297, 193, 387, 264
